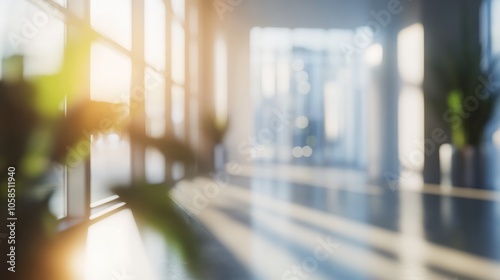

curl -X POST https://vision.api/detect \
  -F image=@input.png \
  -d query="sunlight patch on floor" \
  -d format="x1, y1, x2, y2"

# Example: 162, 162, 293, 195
84, 210, 157, 280
173, 178, 500, 280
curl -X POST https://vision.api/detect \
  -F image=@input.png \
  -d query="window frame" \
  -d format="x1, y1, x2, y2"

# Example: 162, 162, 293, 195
23, 0, 195, 224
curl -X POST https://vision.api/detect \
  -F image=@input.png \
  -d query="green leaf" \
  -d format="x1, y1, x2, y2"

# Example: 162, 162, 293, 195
448, 90, 467, 148
113, 185, 201, 276
32, 30, 94, 118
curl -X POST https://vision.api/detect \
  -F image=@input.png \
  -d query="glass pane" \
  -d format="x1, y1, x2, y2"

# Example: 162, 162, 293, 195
48, 163, 66, 219
24, 19, 65, 76
91, 43, 131, 103
145, 68, 166, 184
145, 68, 166, 137
145, 147, 165, 184
24, 18, 65, 77
0, 1, 65, 77
0, 0, 28, 64
90, 0, 131, 49
145, 0, 166, 70
171, 0, 185, 21
215, 36, 228, 126
171, 20, 185, 84
190, 98, 199, 148
90, 43, 132, 203
91, 134, 132, 202
172, 85, 185, 138
493, 0, 500, 53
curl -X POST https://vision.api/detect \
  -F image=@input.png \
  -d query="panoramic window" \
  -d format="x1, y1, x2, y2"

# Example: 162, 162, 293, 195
250, 27, 370, 168
0, 0, 195, 219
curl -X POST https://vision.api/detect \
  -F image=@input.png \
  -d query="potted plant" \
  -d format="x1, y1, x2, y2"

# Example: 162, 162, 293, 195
435, 3, 500, 188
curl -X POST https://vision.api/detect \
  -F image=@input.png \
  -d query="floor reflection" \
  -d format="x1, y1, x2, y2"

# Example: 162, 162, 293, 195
87, 164, 500, 279
172, 164, 500, 279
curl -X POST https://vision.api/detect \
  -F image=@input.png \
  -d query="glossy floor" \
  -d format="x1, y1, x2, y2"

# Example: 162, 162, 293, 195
84, 164, 500, 280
